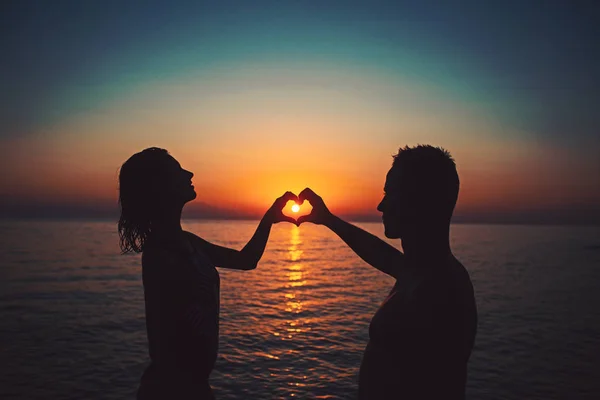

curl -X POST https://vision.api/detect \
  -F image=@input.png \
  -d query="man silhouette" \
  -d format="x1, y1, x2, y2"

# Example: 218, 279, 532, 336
297, 145, 477, 399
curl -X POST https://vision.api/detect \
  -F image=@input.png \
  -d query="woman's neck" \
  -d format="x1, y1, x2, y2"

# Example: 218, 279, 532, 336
151, 207, 184, 239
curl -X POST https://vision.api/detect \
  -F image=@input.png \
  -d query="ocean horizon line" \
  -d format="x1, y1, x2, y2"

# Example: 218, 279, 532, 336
1, 215, 599, 227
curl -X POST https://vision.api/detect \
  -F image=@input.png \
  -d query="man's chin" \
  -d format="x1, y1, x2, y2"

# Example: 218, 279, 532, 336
383, 226, 402, 239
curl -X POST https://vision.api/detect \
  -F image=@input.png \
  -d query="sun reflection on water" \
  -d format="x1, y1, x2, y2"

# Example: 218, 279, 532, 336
283, 225, 312, 390
284, 226, 306, 316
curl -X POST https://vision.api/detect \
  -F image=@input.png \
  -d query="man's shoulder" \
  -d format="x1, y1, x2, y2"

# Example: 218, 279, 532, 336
414, 258, 474, 304
437, 256, 473, 286
449, 257, 475, 294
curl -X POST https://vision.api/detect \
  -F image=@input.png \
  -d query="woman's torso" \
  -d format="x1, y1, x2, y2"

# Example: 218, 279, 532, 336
140, 232, 220, 388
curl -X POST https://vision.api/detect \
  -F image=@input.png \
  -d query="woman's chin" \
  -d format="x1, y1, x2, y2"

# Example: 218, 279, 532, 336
185, 190, 197, 202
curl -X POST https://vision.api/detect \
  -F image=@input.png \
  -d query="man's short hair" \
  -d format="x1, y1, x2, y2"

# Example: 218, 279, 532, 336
391, 144, 459, 219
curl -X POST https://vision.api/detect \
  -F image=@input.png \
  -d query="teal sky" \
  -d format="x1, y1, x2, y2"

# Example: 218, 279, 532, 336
6, 0, 597, 140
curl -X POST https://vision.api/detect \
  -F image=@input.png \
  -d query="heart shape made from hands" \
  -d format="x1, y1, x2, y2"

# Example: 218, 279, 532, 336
282, 199, 313, 220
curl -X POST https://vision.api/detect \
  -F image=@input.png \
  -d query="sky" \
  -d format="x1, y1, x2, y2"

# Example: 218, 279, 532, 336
1, 0, 599, 224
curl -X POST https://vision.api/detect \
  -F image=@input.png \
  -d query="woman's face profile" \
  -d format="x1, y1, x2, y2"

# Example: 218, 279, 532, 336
160, 155, 196, 206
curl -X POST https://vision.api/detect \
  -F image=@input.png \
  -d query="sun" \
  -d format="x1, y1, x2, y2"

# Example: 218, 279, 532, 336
291, 204, 300, 213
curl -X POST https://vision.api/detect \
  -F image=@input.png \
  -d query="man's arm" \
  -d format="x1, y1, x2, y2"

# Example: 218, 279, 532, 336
297, 188, 405, 279
190, 192, 298, 270
324, 214, 405, 278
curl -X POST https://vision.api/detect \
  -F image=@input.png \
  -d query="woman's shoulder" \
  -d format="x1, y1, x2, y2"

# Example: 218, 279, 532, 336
145, 231, 195, 255
142, 244, 173, 264
182, 230, 209, 249
142, 237, 192, 275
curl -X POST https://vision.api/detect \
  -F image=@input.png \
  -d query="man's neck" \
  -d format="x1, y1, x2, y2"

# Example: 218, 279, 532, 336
401, 225, 451, 264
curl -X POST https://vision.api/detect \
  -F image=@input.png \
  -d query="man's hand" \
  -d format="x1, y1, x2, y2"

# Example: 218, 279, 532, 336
296, 188, 333, 226
295, 187, 405, 279
266, 191, 300, 224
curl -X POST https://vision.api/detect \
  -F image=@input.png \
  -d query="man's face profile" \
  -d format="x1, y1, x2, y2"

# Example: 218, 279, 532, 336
379, 166, 412, 239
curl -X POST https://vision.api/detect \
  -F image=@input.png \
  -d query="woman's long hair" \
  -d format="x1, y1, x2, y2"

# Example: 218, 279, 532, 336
118, 147, 170, 253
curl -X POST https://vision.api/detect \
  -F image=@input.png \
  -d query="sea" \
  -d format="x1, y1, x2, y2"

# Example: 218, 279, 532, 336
1, 220, 599, 399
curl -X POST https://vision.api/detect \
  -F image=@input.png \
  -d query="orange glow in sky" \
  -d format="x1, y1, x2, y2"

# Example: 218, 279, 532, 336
1, 63, 598, 222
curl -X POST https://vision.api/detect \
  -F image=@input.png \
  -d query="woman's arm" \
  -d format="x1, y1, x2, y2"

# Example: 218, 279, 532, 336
189, 192, 298, 270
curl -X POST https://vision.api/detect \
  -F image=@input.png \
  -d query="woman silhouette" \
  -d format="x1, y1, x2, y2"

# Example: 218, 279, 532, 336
118, 147, 297, 399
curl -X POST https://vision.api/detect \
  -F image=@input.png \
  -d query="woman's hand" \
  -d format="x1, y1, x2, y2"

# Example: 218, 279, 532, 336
266, 191, 300, 224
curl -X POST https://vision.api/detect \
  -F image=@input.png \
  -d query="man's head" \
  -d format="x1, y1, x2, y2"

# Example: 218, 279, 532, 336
377, 145, 459, 239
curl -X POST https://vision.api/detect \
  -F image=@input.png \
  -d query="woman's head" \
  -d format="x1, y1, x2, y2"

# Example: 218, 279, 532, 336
118, 147, 196, 253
